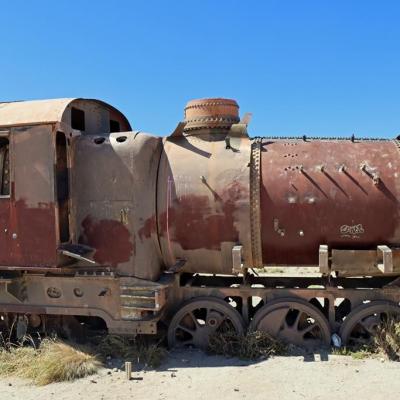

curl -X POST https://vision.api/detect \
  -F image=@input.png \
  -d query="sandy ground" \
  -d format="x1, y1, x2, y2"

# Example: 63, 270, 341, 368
1, 349, 400, 400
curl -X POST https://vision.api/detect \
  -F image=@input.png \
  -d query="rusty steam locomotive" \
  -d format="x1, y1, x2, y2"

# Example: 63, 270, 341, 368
0, 97, 399, 349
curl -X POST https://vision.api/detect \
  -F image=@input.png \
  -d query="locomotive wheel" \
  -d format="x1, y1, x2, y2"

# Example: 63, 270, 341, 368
167, 297, 245, 350
249, 298, 331, 349
340, 301, 400, 347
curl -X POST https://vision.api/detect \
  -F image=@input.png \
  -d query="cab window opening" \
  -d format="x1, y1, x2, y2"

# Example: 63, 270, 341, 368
71, 107, 85, 131
56, 132, 70, 242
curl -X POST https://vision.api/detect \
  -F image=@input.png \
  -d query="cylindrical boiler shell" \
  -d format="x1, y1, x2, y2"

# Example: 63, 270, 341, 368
260, 138, 400, 266
155, 133, 252, 274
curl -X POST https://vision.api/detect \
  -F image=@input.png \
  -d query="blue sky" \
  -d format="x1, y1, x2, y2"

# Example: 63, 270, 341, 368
1, 1, 400, 138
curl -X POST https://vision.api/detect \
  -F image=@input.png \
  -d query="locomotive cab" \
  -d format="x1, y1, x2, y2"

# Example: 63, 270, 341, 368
0, 98, 130, 269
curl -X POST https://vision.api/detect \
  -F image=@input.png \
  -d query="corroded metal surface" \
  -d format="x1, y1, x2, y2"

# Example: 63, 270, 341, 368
339, 301, 400, 346
0, 98, 77, 127
167, 297, 244, 349
155, 131, 252, 274
0, 96, 400, 346
183, 98, 239, 131
72, 131, 163, 279
260, 138, 400, 268
249, 298, 331, 349
0, 98, 131, 131
0, 99, 131, 269
0, 124, 57, 267
250, 138, 263, 267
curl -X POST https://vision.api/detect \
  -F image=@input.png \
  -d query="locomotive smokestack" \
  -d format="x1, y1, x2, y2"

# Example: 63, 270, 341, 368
183, 98, 240, 132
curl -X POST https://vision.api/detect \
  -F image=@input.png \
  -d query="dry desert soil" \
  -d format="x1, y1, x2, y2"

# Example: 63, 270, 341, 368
1, 348, 400, 400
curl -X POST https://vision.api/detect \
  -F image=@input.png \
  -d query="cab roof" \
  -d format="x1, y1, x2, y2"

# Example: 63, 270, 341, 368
0, 98, 131, 130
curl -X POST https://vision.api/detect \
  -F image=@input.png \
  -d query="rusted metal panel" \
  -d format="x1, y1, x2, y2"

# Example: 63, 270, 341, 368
183, 98, 240, 131
319, 244, 329, 274
0, 274, 169, 335
0, 125, 58, 267
0, 98, 131, 132
260, 138, 400, 266
332, 248, 400, 276
0, 98, 77, 128
13, 125, 55, 205
0, 98, 132, 270
377, 245, 393, 273
155, 132, 252, 275
232, 245, 244, 274
72, 131, 163, 279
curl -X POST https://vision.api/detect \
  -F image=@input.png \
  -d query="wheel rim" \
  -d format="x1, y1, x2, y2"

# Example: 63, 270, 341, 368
167, 297, 244, 350
340, 301, 400, 347
250, 298, 331, 349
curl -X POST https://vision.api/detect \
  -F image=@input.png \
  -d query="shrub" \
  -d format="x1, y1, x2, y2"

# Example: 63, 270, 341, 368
208, 330, 287, 360
373, 319, 400, 361
0, 339, 101, 385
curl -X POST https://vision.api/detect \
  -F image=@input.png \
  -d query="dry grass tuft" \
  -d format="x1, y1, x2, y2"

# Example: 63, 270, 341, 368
208, 330, 287, 360
332, 346, 372, 359
0, 339, 101, 385
96, 334, 167, 368
0, 330, 167, 386
373, 319, 400, 361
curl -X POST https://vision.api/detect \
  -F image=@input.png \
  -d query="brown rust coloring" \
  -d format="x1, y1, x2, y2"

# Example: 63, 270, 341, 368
79, 216, 134, 267
0, 198, 57, 267
139, 184, 243, 250
260, 139, 400, 265
175, 184, 243, 250
160, 192, 239, 251
138, 214, 157, 241
183, 98, 240, 131
156, 131, 252, 274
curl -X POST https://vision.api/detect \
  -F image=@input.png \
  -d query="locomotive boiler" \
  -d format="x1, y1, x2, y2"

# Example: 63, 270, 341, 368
0, 96, 399, 350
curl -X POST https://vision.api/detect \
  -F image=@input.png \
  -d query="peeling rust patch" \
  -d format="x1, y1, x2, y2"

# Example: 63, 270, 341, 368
79, 216, 134, 267
138, 215, 157, 241
0, 199, 57, 266
156, 181, 245, 251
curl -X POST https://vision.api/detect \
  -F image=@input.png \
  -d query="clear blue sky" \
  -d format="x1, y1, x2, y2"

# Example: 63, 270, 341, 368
2, 1, 400, 138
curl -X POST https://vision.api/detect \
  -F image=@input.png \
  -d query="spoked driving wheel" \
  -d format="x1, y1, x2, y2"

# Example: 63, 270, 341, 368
167, 297, 244, 350
340, 301, 400, 347
249, 298, 331, 349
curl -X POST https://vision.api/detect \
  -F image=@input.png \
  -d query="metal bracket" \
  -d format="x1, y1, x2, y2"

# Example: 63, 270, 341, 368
120, 207, 130, 225
165, 259, 186, 274
232, 245, 244, 274
319, 244, 329, 275
228, 123, 249, 138
377, 245, 393, 273
360, 162, 380, 185
169, 121, 187, 137
0, 279, 22, 303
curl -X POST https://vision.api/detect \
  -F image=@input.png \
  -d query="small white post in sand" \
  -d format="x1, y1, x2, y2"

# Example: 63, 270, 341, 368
125, 361, 132, 381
